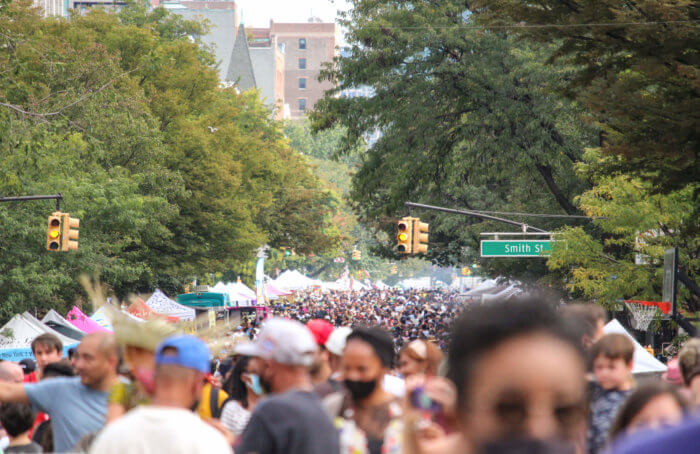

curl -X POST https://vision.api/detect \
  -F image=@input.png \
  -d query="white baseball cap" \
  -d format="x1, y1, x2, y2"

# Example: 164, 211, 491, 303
325, 326, 352, 356
236, 317, 317, 366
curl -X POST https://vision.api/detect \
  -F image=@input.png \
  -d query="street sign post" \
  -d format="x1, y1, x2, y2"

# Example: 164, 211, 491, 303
481, 240, 553, 258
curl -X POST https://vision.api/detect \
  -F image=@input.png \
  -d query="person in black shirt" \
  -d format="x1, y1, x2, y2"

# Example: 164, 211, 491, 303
235, 318, 339, 454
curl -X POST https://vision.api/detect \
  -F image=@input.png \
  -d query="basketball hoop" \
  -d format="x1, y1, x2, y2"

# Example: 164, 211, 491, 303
624, 300, 671, 331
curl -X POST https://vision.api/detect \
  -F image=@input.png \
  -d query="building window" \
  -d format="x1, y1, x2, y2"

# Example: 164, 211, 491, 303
298, 99, 307, 111
299, 78, 307, 89
299, 38, 306, 49
298, 58, 306, 69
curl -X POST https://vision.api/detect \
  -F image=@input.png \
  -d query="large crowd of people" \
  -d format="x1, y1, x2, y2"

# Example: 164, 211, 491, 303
0, 289, 697, 453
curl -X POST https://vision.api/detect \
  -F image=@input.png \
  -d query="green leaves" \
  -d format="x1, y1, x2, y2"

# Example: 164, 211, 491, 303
0, 3, 340, 320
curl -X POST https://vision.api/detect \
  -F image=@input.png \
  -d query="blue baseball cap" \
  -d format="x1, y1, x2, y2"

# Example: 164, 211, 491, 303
155, 335, 210, 374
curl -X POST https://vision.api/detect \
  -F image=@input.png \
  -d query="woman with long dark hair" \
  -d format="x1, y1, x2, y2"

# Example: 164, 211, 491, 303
220, 356, 263, 436
609, 382, 687, 442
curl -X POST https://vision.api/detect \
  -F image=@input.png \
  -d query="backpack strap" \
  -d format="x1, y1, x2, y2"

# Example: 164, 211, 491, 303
210, 386, 222, 419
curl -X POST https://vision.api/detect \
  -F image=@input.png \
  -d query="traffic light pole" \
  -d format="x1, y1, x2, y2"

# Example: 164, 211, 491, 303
0, 194, 63, 211
405, 201, 548, 233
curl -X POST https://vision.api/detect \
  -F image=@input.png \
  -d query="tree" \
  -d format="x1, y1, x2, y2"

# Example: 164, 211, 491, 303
469, 0, 698, 191
0, 3, 340, 320
312, 0, 597, 280
548, 150, 698, 313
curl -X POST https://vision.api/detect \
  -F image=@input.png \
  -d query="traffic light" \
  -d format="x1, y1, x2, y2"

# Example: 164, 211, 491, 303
412, 218, 429, 254
60, 213, 79, 251
352, 249, 361, 261
46, 213, 62, 251
397, 217, 413, 254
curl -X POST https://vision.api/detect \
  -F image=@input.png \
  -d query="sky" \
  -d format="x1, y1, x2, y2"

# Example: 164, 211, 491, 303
236, 0, 352, 28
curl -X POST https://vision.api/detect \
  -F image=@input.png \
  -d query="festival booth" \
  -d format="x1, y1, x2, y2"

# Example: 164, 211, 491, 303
264, 282, 293, 300
22, 312, 78, 347
0, 314, 78, 361
66, 306, 110, 333
211, 282, 256, 307
603, 319, 667, 375
271, 270, 320, 291
145, 289, 195, 321
42, 309, 85, 341
127, 297, 180, 323
90, 307, 115, 331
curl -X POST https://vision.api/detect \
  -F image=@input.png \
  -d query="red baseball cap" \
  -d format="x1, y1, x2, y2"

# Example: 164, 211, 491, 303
306, 319, 334, 346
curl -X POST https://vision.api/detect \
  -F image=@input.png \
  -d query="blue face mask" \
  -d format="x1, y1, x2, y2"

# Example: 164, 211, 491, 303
245, 373, 264, 396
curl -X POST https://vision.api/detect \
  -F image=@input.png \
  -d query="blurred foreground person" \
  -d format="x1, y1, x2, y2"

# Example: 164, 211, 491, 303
610, 417, 700, 454
447, 297, 586, 454
608, 382, 687, 442
106, 315, 177, 423
90, 335, 232, 454
235, 318, 339, 454
0, 333, 119, 452
306, 319, 335, 385
677, 338, 700, 409
399, 339, 443, 379
325, 327, 404, 454
560, 304, 607, 349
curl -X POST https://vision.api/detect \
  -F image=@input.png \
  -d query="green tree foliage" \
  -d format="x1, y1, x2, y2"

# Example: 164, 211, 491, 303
548, 151, 698, 312
0, 2, 338, 320
469, 0, 698, 191
312, 0, 597, 279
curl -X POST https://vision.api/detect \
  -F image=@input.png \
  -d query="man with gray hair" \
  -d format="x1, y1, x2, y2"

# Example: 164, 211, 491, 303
235, 317, 339, 454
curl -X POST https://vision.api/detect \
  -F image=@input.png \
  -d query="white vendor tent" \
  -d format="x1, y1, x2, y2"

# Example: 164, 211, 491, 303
604, 319, 667, 374
42, 309, 85, 340
22, 312, 78, 347
145, 289, 195, 321
90, 307, 115, 331
272, 270, 320, 291
0, 314, 77, 361
211, 282, 256, 306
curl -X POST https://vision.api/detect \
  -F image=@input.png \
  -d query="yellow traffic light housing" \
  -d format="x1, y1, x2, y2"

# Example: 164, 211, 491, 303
397, 217, 414, 254
61, 213, 79, 251
412, 218, 429, 254
47, 213, 62, 251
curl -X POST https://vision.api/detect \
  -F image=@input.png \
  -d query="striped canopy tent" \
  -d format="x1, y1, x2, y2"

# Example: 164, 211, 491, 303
66, 306, 110, 333
144, 289, 195, 321
128, 297, 179, 323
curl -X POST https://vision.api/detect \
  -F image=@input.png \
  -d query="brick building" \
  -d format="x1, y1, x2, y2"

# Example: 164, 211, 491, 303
255, 20, 337, 119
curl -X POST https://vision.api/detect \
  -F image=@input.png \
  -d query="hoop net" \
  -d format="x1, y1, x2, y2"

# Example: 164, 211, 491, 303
624, 300, 671, 331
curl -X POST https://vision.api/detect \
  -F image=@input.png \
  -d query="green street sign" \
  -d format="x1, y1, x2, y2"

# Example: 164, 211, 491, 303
481, 240, 553, 258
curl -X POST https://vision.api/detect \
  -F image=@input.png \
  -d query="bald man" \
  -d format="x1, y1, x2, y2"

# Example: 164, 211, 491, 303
0, 332, 119, 452
0, 361, 23, 384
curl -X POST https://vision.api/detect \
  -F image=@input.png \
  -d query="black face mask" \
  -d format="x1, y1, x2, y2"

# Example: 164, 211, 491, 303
344, 378, 378, 401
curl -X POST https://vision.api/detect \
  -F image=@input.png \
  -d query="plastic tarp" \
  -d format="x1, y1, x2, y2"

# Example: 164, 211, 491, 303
42, 309, 85, 340
604, 319, 667, 374
66, 306, 110, 333
145, 289, 195, 321
0, 314, 77, 361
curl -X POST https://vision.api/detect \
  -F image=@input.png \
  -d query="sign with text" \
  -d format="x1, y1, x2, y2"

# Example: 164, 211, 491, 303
481, 240, 553, 257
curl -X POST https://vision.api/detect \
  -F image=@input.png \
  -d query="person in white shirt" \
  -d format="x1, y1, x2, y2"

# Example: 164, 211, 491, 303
90, 335, 232, 454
